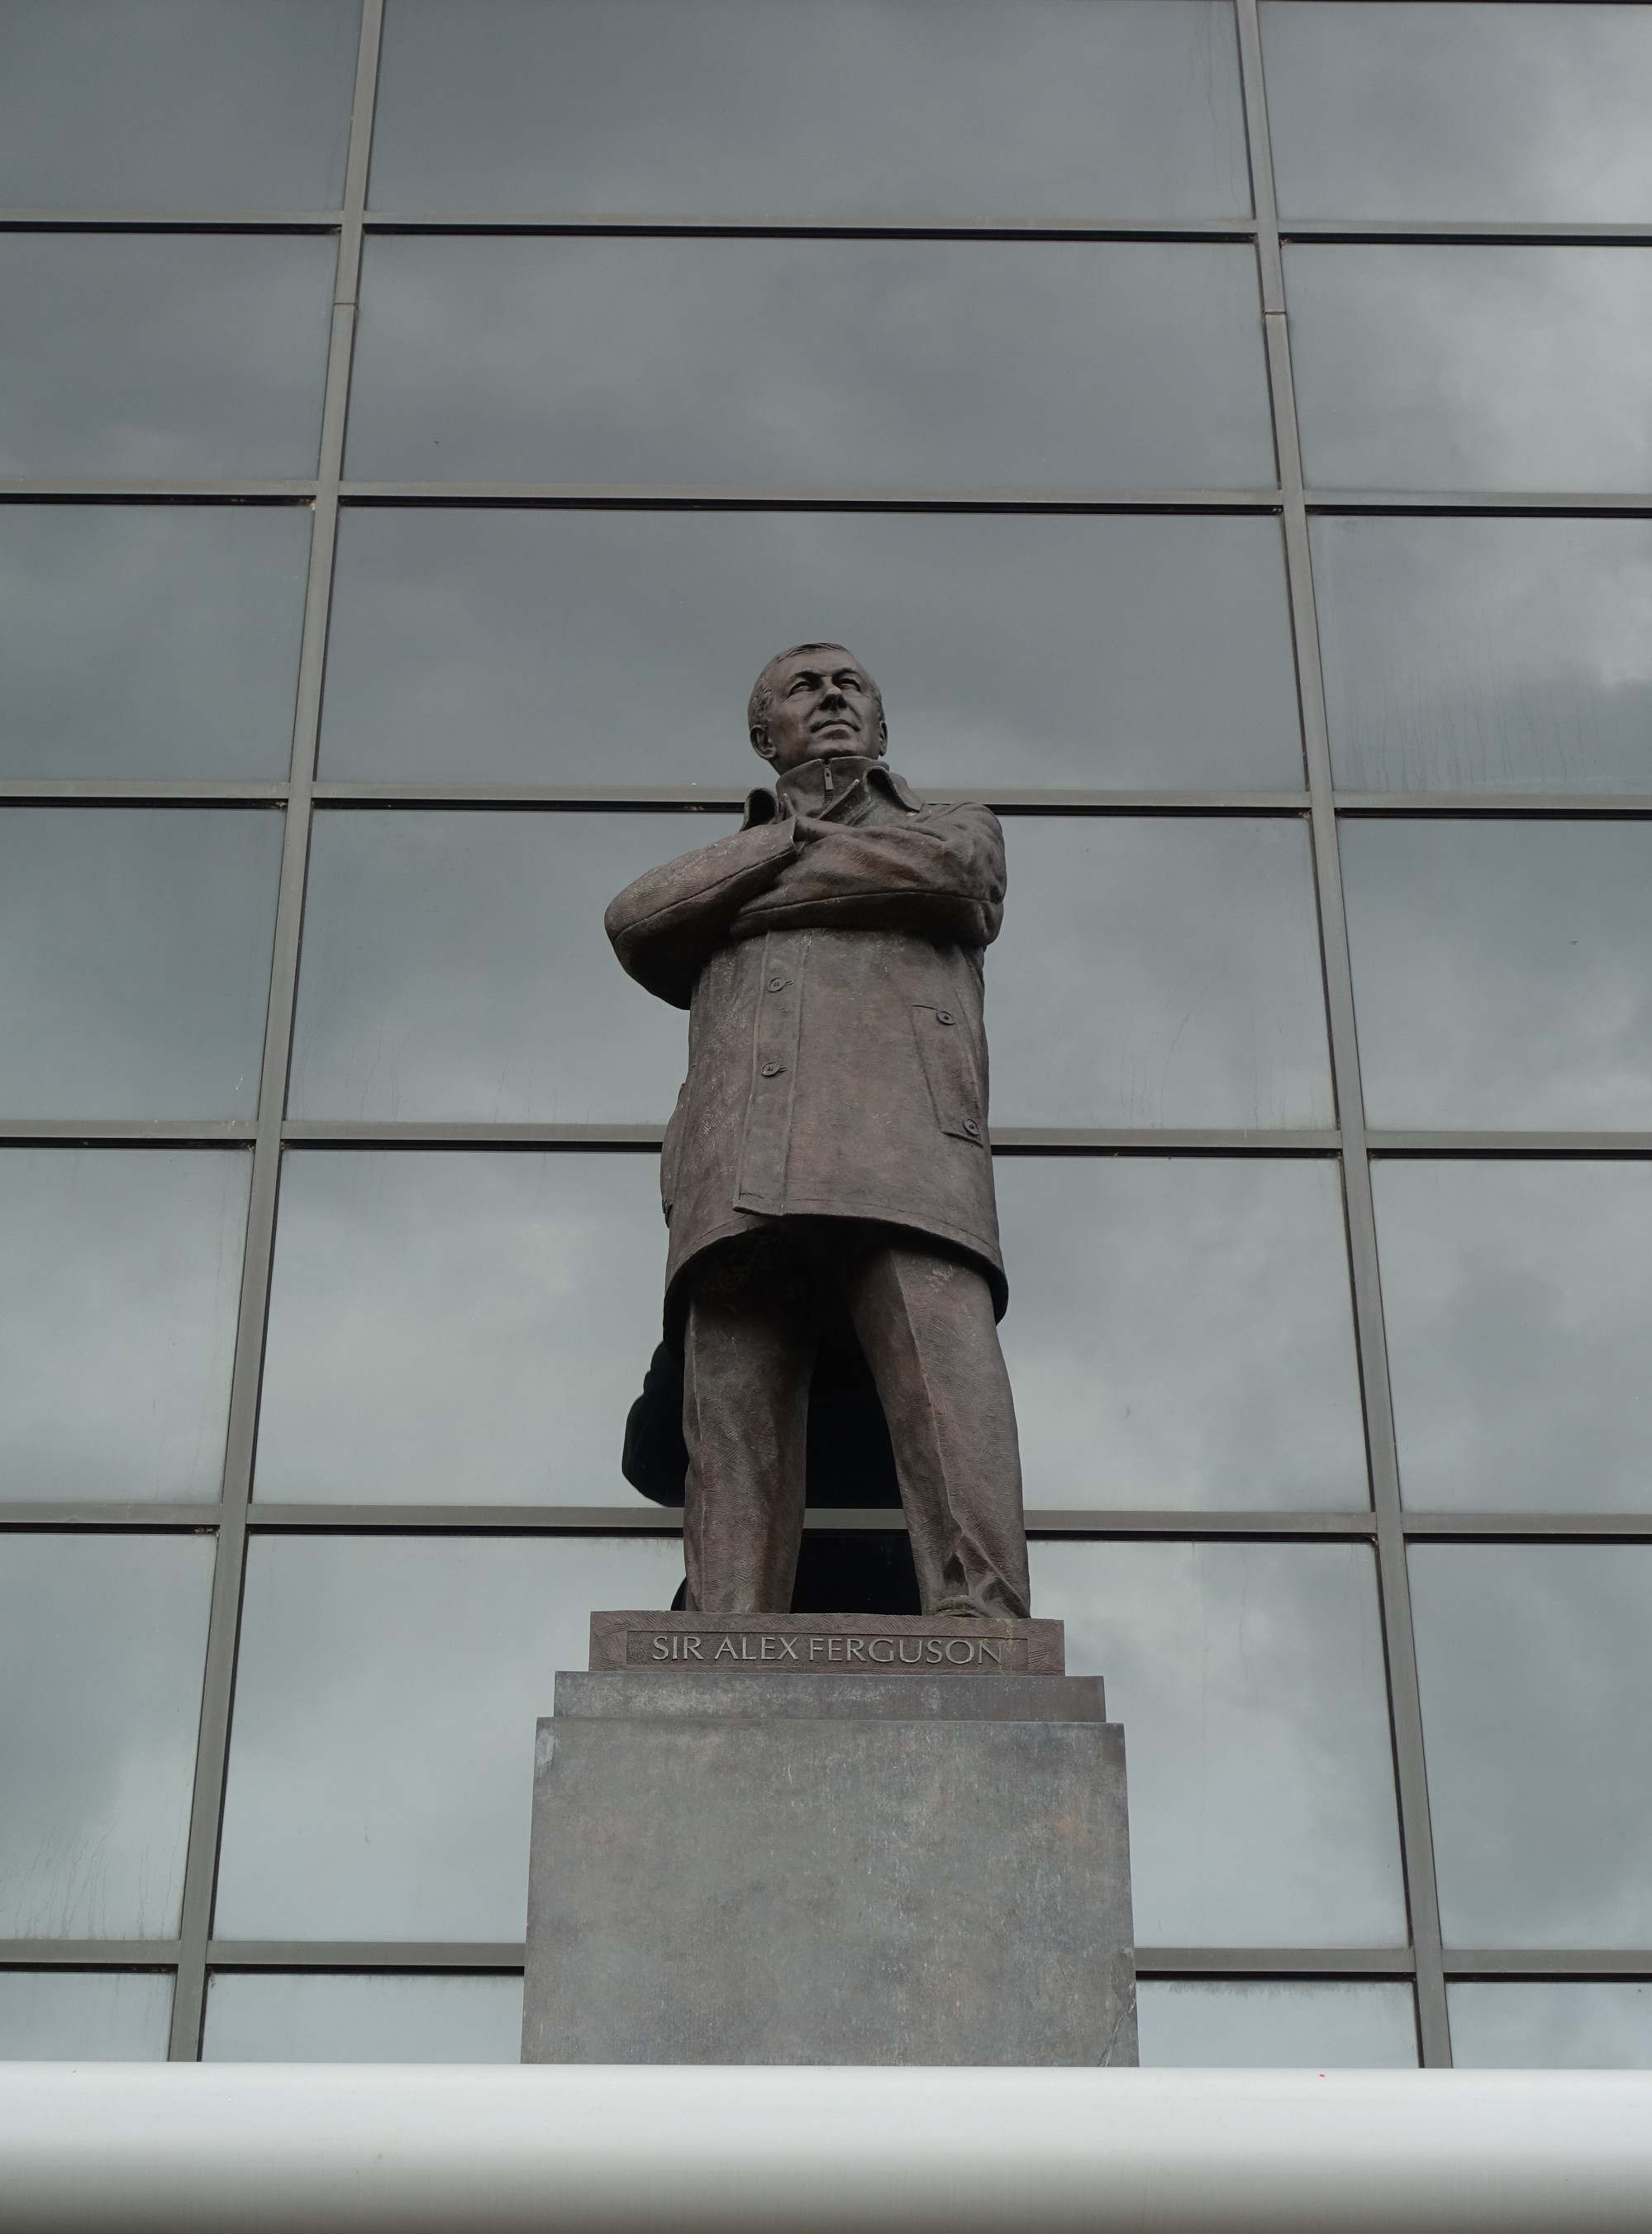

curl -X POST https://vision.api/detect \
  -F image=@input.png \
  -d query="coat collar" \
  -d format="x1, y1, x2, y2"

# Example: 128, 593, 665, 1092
742, 758, 921, 829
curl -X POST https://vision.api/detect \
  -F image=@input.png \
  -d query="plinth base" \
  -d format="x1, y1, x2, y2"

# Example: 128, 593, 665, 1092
522, 1614, 1136, 2067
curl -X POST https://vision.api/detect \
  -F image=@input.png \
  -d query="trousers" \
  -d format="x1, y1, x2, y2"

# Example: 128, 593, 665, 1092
680, 1221, 1031, 1618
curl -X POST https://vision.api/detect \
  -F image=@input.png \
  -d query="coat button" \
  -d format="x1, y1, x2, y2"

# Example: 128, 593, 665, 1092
936, 1010, 955, 1026
768, 977, 787, 992
963, 1117, 981, 1136
761, 1061, 784, 1078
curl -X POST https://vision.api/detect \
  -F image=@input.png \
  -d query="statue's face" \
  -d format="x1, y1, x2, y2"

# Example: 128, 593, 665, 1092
754, 650, 886, 772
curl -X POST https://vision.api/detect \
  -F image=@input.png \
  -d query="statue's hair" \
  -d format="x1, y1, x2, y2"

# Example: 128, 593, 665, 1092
747, 642, 883, 752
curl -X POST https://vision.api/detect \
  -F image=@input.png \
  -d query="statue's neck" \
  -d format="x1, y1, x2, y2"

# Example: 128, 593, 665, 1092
775, 754, 885, 817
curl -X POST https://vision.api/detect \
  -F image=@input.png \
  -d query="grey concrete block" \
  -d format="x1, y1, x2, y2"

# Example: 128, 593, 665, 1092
523, 1684, 1135, 2068
553, 1670, 1106, 1722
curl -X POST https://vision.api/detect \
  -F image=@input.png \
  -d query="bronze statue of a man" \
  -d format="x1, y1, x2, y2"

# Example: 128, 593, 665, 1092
605, 644, 1029, 1621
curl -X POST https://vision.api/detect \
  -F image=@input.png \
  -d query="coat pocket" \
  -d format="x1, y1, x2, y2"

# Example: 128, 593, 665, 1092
911, 1004, 988, 1146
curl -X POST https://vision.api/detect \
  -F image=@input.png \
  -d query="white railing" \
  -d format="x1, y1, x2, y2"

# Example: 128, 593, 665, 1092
2, 2064, 1651, 2233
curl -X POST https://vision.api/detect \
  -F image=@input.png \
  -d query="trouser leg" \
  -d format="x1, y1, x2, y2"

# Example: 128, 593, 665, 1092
680, 1239, 814, 1613
840, 1239, 1031, 1620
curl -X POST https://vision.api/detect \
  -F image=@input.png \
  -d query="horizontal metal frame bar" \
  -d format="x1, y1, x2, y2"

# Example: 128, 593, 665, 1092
312, 785, 1311, 812
1336, 794, 1652, 817
0, 1943, 179, 1967
0, 1126, 1649, 1158
13, 1506, 1652, 1540
205, 1942, 524, 1972
7, 483, 1652, 515
3, 1941, 1650, 1981
0, 481, 317, 501
0, 1122, 256, 1144
339, 483, 1288, 509
1368, 1134, 1652, 1157
15, 783, 1652, 817
361, 217, 1260, 243
9, 211, 1652, 249
1138, 1948, 1412, 1978
1280, 220, 1652, 247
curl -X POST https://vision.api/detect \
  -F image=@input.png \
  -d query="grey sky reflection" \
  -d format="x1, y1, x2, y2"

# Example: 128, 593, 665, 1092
255, 1151, 664, 1506
1031, 1541, 1405, 1946
1375, 1160, 1652, 1513
321, 509, 1302, 791
0, 507, 309, 782
0, 1972, 172, 2061
0, 1150, 249, 1505
288, 811, 696, 1124
991, 819, 1332, 1129
202, 1973, 523, 2063
0, 1534, 214, 1938
213, 1535, 684, 1940
0, 0, 356, 209
0, 234, 333, 478
1341, 821, 1652, 1130
346, 236, 1273, 489
1138, 1980, 1416, 2067
1410, 1544, 1652, 1947
997, 1157, 1366, 1510
1449, 1983, 1652, 2070
1288, 246, 1652, 493
1315, 517, 1652, 796
370, 0, 1247, 222
1264, 3, 1652, 223
0, 809, 282, 1122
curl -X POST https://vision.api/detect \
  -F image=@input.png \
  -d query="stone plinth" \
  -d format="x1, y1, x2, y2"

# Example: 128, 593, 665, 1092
522, 1613, 1135, 2068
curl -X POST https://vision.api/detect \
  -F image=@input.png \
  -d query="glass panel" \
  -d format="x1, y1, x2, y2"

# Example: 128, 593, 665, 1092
1314, 517, 1652, 797
1375, 1161, 1652, 1515
255, 1152, 664, 1507
0, 507, 310, 781
1287, 246, 1652, 495
0, 1534, 215, 1937
322, 509, 1302, 791
0, 0, 358, 211
997, 1157, 1367, 1510
346, 237, 1274, 490
1410, 1544, 1652, 1947
0, 1972, 172, 2060
1031, 1541, 1406, 1946
0, 235, 333, 479
288, 811, 694, 1123
371, 0, 1248, 221
990, 819, 1333, 1129
0, 1150, 250, 1505
214, 1535, 684, 1939
1138, 1981, 1417, 2067
1340, 821, 1652, 1131
202, 1973, 523, 2062
1264, 2, 1652, 223
0, 808, 281, 1122
1449, 1983, 1652, 2070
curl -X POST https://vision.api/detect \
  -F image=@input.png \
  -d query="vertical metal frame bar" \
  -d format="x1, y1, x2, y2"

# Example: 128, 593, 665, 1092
1233, 0, 1450, 2065
167, 0, 385, 2062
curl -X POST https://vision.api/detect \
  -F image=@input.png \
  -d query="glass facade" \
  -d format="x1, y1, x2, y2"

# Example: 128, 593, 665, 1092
3, 0, 1650, 2072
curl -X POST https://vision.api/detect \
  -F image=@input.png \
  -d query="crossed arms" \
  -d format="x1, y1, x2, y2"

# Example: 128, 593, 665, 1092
605, 804, 1007, 1011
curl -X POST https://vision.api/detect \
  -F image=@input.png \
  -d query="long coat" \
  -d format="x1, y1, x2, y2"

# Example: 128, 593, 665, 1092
604, 757, 1009, 1341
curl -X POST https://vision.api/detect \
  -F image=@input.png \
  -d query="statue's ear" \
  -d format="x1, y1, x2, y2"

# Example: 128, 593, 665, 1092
750, 725, 775, 761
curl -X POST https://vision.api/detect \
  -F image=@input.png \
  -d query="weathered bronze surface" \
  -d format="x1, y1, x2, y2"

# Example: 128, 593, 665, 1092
606, 645, 1030, 1619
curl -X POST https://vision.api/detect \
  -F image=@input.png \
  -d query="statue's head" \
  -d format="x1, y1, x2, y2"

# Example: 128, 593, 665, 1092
747, 642, 887, 774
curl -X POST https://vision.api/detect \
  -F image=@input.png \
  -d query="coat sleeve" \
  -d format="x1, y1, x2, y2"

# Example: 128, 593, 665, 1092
727, 804, 1007, 948
604, 821, 800, 1008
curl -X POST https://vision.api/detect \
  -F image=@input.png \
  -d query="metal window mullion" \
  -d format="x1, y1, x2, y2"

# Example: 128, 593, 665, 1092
166, 0, 383, 2064
1234, 0, 1450, 2067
